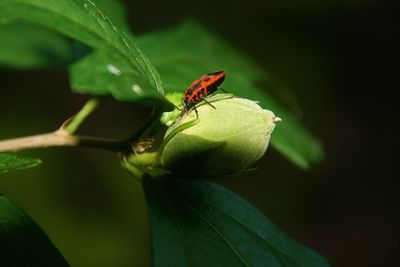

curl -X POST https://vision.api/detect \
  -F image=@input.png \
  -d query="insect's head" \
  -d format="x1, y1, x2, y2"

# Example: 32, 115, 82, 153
182, 97, 195, 110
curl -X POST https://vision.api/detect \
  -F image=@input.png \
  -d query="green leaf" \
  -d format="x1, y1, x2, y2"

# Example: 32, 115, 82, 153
0, 0, 164, 100
137, 21, 323, 169
0, 21, 74, 68
0, 0, 127, 69
0, 195, 69, 266
91, 0, 128, 29
143, 177, 330, 267
0, 153, 41, 173
70, 47, 152, 102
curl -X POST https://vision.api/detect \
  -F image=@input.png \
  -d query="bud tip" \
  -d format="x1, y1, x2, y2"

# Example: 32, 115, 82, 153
273, 116, 282, 122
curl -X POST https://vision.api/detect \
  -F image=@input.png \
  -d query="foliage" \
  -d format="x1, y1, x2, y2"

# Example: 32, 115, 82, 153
0, 0, 329, 266
0, 153, 41, 173
144, 177, 329, 267
0, 195, 69, 266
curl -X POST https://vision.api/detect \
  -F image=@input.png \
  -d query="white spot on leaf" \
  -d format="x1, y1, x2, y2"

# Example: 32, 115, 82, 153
132, 84, 144, 95
106, 64, 121, 76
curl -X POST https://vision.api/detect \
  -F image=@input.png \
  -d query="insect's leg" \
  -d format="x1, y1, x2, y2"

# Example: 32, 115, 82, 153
218, 87, 236, 100
219, 87, 230, 93
203, 98, 216, 109
193, 106, 199, 119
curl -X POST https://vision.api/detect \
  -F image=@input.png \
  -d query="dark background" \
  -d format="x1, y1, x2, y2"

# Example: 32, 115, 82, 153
0, 0, 398, 266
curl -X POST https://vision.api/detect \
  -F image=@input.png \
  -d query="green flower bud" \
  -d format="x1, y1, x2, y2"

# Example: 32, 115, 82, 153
160, 95, 280, 178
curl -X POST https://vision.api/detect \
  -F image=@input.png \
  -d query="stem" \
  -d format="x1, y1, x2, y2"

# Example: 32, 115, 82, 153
121, 160, 144, 181
64, 97, 102, 134
0, 130, 127, 153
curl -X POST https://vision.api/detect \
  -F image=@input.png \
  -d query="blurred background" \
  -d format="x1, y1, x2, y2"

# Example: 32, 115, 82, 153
0, 0, 397, 266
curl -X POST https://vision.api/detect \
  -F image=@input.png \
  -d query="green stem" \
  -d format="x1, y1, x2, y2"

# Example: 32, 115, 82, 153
64, 97, 102, 134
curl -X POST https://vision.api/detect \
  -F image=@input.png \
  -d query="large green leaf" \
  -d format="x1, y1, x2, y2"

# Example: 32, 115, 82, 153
0, 153, 41, 173
91, 0, 128, 29
143, 176, 330, 267
0, 21, 73, 68
0, 0, 127, 69
0, 195, 69, 266
0, 0, 164, 100
137, 21, 323, 169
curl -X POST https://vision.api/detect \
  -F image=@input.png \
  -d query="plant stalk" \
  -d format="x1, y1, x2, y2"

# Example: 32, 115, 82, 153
64, 97, 102, 134
0, 129, 127, 153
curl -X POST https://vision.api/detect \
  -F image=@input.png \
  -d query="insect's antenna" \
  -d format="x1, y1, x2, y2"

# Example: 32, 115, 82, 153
169, 99, 183, 111
173, 103, 182, 111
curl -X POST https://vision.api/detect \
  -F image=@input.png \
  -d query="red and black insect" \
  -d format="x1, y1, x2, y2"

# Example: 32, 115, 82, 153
181, 70, 227, 117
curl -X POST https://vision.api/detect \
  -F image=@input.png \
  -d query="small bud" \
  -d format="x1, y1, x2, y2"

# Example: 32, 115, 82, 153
160, 95, 279, 178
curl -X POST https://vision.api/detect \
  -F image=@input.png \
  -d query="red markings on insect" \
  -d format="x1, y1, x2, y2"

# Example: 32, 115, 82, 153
181, 70, 226, 116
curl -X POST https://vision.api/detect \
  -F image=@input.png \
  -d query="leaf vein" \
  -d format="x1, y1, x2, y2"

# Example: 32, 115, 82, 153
165, 184, 251, 267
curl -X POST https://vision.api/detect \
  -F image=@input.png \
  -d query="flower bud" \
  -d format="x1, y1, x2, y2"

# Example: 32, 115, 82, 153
160, 95, 280, 178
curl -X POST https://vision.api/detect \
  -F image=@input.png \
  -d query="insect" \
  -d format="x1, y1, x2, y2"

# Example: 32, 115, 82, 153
181, 70, 227, 117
